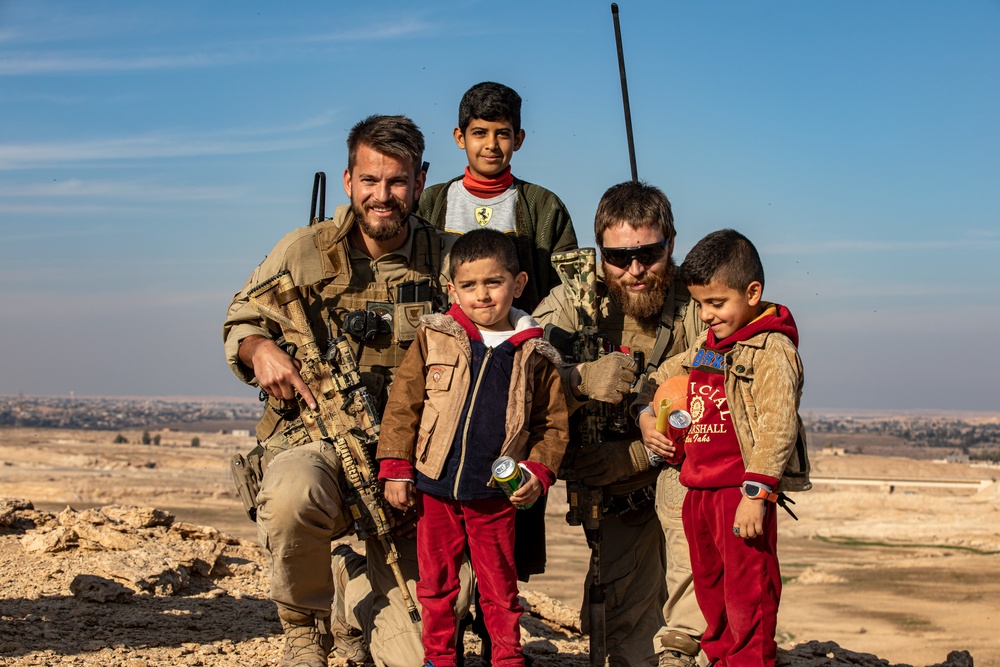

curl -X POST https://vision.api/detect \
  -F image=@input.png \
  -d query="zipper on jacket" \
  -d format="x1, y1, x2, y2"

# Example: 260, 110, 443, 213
453, 346, 493, 498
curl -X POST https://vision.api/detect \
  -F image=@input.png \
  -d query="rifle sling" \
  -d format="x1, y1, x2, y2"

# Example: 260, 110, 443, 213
643, 282, 678, 375
276, 287, 301, 306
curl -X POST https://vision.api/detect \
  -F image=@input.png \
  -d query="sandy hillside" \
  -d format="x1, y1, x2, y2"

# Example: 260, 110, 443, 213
0, 426, 993, 666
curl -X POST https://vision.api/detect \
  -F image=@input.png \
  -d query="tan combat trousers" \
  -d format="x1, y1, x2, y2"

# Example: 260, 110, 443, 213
256, 441, 352, 623
258, 441, 474, 666
653, 466, 707, 657
581, 501, 666, 667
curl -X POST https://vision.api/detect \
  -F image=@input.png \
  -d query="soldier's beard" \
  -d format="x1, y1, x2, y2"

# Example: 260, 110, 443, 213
604, 257, 675, 330
352, 195, 411, 242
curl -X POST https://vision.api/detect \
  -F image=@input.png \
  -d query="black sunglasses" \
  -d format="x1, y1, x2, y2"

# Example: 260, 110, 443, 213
599, 240, 668, 269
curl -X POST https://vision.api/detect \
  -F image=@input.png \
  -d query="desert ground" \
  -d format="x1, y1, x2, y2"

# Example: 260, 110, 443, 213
1, 426, 995, 666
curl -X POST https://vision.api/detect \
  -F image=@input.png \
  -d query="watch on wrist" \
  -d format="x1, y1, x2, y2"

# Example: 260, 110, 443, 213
742, 482, 778, 502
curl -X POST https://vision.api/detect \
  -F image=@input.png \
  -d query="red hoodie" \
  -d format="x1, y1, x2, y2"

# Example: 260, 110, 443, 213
679, 304, 798, 490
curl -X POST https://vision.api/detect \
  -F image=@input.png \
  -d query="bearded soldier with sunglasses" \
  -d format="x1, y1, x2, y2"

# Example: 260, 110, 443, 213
533, 181, 707, 667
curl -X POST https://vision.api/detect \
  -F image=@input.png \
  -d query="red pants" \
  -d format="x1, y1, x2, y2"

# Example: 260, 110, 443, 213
416, 493, 523, 667
682, 488, 780, 667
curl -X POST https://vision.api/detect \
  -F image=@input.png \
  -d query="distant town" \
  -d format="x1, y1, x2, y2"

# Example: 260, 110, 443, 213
2, 394, 999, 462
0, 394, 260, 431
806, 412, 1000, 462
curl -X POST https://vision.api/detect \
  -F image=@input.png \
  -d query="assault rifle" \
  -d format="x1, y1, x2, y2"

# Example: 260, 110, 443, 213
544, 249, 644, 667
247, 269, 420, 623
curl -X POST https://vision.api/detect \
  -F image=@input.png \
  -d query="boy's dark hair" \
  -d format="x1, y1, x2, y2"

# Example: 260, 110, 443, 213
594, 181, 675, 246
458, 82, 522, 134
680, 229, 765, 290
449, 228, 521, 277
347, 114, 424, 175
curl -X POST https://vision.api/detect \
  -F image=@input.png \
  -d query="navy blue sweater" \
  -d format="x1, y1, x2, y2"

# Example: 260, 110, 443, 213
416, 304, 536, 501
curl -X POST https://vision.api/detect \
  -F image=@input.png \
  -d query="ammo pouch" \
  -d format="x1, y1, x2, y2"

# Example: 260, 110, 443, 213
232, 403, 322, 522
230, 443, 276, 522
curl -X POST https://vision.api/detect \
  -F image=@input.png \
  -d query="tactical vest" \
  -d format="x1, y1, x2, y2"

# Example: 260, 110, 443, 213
555, 254, 693, 496
599, 281, 692, 496
255, 207, 447, 448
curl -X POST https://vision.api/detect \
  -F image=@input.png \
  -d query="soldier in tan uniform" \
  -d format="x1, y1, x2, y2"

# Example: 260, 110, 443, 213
224, 114, 464, 667
532, 181, 707, 667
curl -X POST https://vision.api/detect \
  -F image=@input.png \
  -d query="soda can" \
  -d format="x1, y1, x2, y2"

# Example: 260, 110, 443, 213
664, 409, 692, 465
492, 456, 533, 509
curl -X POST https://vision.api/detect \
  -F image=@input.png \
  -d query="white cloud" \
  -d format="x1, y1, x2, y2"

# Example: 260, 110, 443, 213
0, 16, 435, 76
0, 179, 245, 202
302, 19, 435, 43
0, 51, 251, 75
0, 133, 313, 169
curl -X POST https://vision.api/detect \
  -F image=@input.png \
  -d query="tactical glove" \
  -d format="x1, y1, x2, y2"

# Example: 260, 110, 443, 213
577, 352, 637, 404
571, 440, 651, 486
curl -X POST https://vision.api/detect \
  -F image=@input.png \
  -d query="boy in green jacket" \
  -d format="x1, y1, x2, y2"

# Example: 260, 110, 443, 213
417, 81, 577, 312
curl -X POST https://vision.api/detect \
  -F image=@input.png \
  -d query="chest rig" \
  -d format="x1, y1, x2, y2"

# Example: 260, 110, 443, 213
256, 208, 447, 447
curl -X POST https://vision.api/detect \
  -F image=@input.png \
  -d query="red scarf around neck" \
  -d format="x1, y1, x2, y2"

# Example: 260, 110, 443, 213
463, 166, 514, 199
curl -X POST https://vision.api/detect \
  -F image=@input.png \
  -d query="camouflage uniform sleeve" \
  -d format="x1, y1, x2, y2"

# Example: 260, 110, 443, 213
222, 226, 324, 386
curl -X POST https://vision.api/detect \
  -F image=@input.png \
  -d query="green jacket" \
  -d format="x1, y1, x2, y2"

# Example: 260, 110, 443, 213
417, 176, 578, 310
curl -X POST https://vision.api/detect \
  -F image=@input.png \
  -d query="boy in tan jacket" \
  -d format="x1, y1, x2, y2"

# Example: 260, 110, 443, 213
636, 229, 810, 667
377, 228, 569, 667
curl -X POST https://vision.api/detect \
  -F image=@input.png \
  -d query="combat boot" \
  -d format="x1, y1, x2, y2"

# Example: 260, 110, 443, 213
279, 611, 333, 667
657, 630, 700, 667
330, 544, 369, 666
658, 650, 697, 667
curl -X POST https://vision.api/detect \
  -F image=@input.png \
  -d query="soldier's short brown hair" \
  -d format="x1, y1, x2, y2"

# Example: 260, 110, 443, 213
594, 181, 675, 247
347, 114, 425, 175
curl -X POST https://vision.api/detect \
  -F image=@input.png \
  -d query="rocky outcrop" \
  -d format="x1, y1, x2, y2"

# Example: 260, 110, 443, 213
0, 497, 976, 667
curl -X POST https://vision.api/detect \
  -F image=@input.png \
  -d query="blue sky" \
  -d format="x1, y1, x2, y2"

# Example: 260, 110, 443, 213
1, 0, 997, 411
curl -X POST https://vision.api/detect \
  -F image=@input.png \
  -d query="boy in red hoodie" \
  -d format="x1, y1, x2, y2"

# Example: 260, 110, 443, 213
635, 229, 811, 667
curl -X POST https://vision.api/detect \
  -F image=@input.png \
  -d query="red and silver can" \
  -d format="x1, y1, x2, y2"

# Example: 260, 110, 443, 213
492, 456, 533, 509
664, 409, 692, 465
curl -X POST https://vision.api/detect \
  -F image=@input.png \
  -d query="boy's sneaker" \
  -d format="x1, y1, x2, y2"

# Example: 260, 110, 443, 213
658, 650, 697, 667
279, 614, 333, 667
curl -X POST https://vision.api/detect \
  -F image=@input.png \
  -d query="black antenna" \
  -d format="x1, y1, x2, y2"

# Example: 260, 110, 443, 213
310, 171, 326, 224
611, 3, 638, 181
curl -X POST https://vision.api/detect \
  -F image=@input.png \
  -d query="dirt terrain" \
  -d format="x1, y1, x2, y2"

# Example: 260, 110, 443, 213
1, 426, 995, 666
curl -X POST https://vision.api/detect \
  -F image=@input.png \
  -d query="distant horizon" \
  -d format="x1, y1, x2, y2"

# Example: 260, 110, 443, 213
4, 392, 998, 420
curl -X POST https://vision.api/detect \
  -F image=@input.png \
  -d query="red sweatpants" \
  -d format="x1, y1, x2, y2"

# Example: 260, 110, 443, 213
416, 493, 523, 667
682, 487, 780, 667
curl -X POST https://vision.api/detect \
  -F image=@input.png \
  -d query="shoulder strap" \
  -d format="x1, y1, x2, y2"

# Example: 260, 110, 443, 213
643, 282, 690, 374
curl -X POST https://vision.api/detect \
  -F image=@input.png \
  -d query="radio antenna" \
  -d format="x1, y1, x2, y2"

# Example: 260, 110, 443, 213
611, 3, 638, 181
